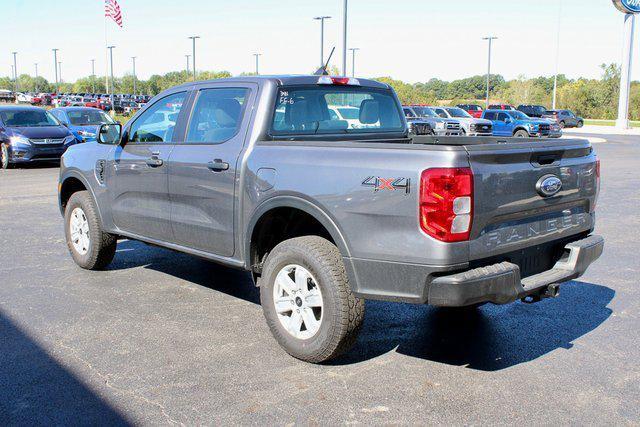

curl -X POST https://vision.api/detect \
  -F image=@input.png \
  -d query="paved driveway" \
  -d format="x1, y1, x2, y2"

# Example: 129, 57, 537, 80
0, 135, 638, 425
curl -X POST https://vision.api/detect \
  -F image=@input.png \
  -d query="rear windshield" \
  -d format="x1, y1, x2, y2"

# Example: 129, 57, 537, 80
271, 85, 404, 135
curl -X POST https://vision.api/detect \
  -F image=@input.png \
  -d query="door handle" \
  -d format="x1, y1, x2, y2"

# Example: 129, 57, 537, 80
145, 157, 164, 167
207, 159, 229, 172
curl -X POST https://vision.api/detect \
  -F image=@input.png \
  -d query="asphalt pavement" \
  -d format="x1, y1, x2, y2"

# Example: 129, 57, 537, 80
0, 134, 638, 425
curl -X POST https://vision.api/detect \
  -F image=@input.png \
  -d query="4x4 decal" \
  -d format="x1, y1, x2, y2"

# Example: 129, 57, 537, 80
362, 176, 411, 194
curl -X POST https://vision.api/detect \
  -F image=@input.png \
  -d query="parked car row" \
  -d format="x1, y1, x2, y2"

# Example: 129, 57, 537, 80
457, 104, 584, 129
7, 91, 151, 116
0, 105, 118, 169
402, 104, 561, 138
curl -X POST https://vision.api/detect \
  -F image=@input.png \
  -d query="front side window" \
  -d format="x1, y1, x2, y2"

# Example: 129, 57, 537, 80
129, 92, 186, 143
498, 112, 510, 122
186, 88, 249, 144
271, 85, 403, 135
484, 112, 496, 120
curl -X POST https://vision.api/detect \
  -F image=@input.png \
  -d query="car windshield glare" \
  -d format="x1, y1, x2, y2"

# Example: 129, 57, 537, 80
1, 109, 59, 127
447, 108, 471, 118
412, 107, 439, 118
271, 85, 404, 136
68, 110, 115, 125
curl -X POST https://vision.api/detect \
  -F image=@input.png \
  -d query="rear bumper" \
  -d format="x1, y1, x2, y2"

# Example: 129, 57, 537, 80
346, 234, 604, 306
428, 235, 604, 306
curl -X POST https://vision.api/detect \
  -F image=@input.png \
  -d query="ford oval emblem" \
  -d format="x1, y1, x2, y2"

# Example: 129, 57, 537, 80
536, 175, 562, 197
613, 0, 640, 14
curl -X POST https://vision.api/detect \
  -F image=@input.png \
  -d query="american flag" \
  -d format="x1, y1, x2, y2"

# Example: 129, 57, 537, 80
105, 0, 123, 27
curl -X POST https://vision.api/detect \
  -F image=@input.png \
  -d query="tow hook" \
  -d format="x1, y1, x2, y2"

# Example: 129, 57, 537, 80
521, 284, 560, 304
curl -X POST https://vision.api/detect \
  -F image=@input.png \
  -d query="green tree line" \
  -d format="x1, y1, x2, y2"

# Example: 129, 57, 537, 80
1, 64, 637, 120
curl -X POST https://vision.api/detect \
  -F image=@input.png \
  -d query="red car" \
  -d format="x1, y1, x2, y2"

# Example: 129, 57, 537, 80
457, 104, 484, 118
488, 104, 516, 111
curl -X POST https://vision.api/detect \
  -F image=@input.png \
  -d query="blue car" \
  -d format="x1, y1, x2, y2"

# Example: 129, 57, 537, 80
50, 107, 116, 143
482, 109, 562, 138
0, 106, 77, 169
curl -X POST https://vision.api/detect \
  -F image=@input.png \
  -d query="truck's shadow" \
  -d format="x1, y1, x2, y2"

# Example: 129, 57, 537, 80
112, 240, 614, 371
0, 312, 131, 425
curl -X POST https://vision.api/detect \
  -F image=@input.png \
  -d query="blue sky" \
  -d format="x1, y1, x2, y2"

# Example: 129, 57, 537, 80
3, 0, 639, 83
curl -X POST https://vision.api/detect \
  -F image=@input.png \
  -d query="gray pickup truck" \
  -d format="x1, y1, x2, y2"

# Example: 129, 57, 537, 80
58, 75, 604, 363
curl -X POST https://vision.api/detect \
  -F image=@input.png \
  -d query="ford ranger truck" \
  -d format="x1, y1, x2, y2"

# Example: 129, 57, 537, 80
58, 75, 604, 363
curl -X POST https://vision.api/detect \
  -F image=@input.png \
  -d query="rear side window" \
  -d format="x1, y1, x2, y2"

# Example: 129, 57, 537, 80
271, 85, 403, 135
186, 88, 249, 144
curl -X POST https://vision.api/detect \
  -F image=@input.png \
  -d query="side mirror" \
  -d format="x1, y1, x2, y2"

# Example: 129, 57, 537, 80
98, 123, 122, 145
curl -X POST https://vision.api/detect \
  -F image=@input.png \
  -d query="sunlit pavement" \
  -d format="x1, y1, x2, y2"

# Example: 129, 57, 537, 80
0, 138, 638, 424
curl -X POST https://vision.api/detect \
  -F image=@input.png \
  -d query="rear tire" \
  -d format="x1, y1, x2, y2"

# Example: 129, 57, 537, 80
559, 121, 566, 129
514, 130, 529, 138
1, 143, 11, 169
577, 120, 584, 128
64, 191, 117, 270
260, 236, 364, 363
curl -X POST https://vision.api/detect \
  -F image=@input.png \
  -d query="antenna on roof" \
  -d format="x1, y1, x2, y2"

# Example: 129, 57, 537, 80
314, 47, 335, 76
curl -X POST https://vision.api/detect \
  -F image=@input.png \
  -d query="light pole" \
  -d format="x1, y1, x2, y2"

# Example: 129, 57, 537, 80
185, 54, 190, 76
91, 59, 96, 93
188, 36, 200, 81
552, 0, 562, 110
52, 48, 59, 93
58, 61, 62, 83
313, 16, 331, 67
253, 53, 262, 75
482, 36, 498, 109
349, 47, 360, 77
12, 52, 18, 92
107, 45, 115, 115
131, 56, 137, 95
10, 65, 15, 93
341, 0, 348, 76
616, 13, 636, 129
34, 63, 38, 92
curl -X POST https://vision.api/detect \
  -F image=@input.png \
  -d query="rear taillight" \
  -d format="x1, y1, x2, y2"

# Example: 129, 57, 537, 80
594, 158, 601, 210
420, 168, 473, 242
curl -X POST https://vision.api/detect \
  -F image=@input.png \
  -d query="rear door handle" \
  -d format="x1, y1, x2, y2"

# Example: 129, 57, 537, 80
145, 157, 164, 167
207, 159, 229, 172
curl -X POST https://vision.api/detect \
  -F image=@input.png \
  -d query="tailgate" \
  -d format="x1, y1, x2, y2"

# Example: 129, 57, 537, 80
466, 138, 598, 264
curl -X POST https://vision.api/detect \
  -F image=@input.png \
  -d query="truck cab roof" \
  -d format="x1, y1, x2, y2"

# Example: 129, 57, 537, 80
171, 75, 390, 90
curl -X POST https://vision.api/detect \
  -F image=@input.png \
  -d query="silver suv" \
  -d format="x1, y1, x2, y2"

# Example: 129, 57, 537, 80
402, 106, 462, 136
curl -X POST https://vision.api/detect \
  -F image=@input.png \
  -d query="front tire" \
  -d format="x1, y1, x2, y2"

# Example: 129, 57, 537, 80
559, 121, 566, 129
1, 143, 11, 169
64, 191, 117, 270
514, 129, 529, 138
260, 236, 364, 363
577, 120, 584, 128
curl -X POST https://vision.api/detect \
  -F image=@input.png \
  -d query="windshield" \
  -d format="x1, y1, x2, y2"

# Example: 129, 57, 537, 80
508, 111, 530, 120
412, 106, 439, 118
446, 108, 471, 118
67, 109, 115, 125
271, 85, 404, 135
0, 109, 59, 127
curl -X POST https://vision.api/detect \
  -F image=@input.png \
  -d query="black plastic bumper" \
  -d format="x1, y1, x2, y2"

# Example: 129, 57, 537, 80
428, 235, 604, 307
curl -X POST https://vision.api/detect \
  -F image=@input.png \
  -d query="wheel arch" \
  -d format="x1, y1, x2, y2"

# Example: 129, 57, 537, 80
59, 171, 102, 222
244, 196, 351, 273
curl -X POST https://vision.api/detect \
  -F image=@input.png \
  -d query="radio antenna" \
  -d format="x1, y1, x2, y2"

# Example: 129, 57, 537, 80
314, 47, 336, 75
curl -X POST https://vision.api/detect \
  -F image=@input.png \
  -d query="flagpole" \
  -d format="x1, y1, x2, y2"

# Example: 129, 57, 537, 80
104, 9, 109, 96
